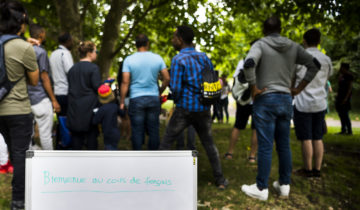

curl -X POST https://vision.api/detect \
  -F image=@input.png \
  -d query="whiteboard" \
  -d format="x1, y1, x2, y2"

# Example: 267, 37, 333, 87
25, 151, 197, 210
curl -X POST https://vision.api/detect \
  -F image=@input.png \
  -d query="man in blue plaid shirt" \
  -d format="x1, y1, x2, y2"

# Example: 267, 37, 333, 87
159, 25, 228, 190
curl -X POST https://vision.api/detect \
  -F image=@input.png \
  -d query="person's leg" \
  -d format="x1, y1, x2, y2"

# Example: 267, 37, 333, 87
254, 104, 275, 189
336, 106, 346, 133
227, 128, 240, 157
55, 95, 68, 149
86, 125, 98, 150
0, 133, 9, 166
252, 94, 285, 189
128, 97, 146, 150
249, 129, 257, 160
2, 114, 33, 205
343, 109, 352, 134
71, 131, 85, 150
145, 96, 161, 150
191, 110, 226, 187
176, 131, 186, 150
223, 98, 229, 123
225, 103, 250, 159
31, 98, 54, 150
274, 95, 292, 186
312, 140, 323, 170
186, 125, 196, 150
312, 110, 326, 172
159, 108, 189, 150
301, 140, 313, 170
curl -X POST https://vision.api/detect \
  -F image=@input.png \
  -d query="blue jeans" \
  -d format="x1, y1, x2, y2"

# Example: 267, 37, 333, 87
128, 96, 161, 150
253, 93, 293, 189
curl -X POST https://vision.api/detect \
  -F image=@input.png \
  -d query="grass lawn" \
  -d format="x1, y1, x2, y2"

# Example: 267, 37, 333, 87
0, 123, 359, 209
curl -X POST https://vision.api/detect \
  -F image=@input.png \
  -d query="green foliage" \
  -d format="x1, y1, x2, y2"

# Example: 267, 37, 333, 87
18, 0, 360, 83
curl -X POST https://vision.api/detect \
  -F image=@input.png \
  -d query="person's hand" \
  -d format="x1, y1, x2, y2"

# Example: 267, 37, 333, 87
120, 103, 125, 110
251, 85, 267, 99
27, 38, 40, 46
291, 87, 301, 96
52, 100, 61, 113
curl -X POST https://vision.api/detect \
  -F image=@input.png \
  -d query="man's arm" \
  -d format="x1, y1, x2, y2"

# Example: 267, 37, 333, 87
343, 80, 353, 104
243, 41, 264, 98
41, 71, 60, 113
62, 51, 74, 73
27, 69, 39, 86
120, 72, 130, 110
169, 58, 183, 102
243, 41, 262, 86
159, 68, 170, 95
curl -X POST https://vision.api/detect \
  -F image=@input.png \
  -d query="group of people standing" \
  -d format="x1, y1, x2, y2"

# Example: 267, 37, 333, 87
0, 1, 355, 209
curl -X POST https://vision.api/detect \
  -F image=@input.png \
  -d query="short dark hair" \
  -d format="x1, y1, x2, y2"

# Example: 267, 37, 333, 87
341, 62, 350, 70
303, 28, 321, 46
135, 34, 149, 48
58, 32, 72, 45
176, 25, 194, 45
29, 24, 44, 39
0, 1, 29, 35
78, 41, 95, 58
263, 16, 281, 35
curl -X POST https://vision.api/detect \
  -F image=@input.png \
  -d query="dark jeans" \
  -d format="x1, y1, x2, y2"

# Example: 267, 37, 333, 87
0, 114, 33, 201
176, 125, 196, 150
253, 93, 293, 189
220, 97, 229, 121
159, 107, 225, 185
128, 96, 161, 150
212, 101, 221, 121
71, 125, 98, 150
336, 104, 352, 134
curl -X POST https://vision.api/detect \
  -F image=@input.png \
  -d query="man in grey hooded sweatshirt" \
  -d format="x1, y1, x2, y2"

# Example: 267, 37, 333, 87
241, 16, 321, 201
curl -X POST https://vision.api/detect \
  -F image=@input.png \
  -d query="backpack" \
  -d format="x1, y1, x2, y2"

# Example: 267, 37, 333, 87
191, 54, 222, 105
232, 70, 252, 105
0, 34, 22, 101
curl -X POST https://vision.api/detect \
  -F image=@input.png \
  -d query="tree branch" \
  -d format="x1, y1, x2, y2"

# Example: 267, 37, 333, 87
111, 0, 170, 57
80, 0, 92, 27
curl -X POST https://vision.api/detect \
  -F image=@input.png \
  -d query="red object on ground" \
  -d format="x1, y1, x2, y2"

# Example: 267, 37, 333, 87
0, 160, 13, 174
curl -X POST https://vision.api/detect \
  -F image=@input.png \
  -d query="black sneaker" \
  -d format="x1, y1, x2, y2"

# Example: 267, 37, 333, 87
294, 168, 313, 178
312, 169, 321, 178
216, 178, 229, 190
11, 200, 24, 210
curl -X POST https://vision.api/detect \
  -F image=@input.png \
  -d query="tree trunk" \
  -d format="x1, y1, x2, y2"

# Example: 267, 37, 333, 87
53, 0, 82, 60
97, 0, 131, 80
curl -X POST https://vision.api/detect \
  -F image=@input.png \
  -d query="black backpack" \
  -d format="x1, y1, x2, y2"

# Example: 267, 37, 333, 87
0, 34, 22, 101
191, 55, 222, 105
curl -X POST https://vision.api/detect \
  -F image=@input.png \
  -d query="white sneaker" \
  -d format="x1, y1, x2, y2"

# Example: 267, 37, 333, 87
273, 181, 290, 197
241, 183, 268, 201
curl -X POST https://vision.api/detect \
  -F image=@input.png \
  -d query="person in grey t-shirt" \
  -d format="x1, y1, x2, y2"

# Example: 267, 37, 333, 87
28, 24, 60, 150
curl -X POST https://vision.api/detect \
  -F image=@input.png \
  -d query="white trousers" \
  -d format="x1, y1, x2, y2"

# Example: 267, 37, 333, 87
0, 133, 8, 165
31, 98, 54, 150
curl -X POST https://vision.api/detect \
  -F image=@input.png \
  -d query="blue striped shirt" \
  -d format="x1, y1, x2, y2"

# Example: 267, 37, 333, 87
170, 47, 213, 112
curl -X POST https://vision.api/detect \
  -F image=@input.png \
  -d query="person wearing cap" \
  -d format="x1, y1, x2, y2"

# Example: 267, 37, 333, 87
93, 84, 125, 150
67, 41, 101, 150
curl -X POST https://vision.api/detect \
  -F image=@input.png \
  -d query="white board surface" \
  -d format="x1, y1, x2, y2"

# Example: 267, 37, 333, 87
25, 151, 197, 210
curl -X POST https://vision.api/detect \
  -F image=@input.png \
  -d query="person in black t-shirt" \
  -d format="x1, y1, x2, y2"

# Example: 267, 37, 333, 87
335, 63, 354, 135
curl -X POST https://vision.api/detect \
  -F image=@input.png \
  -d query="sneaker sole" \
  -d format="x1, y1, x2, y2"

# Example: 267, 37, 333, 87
242, 190, 268, 201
